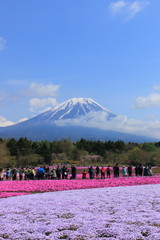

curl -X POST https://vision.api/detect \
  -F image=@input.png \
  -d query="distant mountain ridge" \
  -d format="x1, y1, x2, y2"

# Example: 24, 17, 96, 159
0, 98, 157, 142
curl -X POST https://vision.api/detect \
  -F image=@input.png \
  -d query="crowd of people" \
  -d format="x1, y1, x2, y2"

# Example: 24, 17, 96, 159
0, 164, 153, 181
0, 165, 76, 181
86, 164, 153, 179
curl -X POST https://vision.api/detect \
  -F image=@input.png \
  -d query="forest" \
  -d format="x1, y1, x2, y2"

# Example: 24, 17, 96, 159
0, 137, 160, 168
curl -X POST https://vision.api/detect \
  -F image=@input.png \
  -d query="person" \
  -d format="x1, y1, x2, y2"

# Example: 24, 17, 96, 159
35, 168, 38, 180
56, 165, 61, 180
106, 165, 111, 178
127, 165, 132, 177
50, 167, 57, 179
139, 165, 143, 176
24, 168, 27, 180
71, 165, 76, 179
25, 167, 31, 180
95, 166, 100, 178
88, 166, 94, 179
19, 167, 24, 181
135, 165, 139, 176
100, 166, 105, 179
62, 165, 67, 179
113, 165, 116, 178
45, 165, 50, 174
37, 166, 45, 180
122, 166, 127, 177
0, 168, 4, 181
114, 164, 119, 178
144, 165, 149, 176
30, 168, 35, 180
44, 165, 50, 179
148, 166, 153, 176
64, 166, 69, 179
6, 168, 11, 180
82, 170, 87, 179
12, 167, 18, 181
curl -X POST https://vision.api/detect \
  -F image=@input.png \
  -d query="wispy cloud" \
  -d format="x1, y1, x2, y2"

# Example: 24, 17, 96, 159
24, 82, 60, 97
109, 1, 149, 20
0, 91, 7, 103
153, 84, 160, 91
0, 37, 6, 50
109, 0, 127, 14
29, 97, 58, 112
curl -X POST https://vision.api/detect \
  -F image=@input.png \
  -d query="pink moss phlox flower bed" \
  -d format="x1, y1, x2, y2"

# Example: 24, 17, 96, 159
0, 185, 160, 240
0, 175, 160, 198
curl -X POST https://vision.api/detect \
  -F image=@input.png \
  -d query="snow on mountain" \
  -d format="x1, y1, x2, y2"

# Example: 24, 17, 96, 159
0, 98, 157, 142
33, 97, 116, 122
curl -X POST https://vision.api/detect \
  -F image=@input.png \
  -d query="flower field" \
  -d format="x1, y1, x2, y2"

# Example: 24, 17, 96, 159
0, 175, 160, 198
0, 184, 160, 240
1, 175, 160, 239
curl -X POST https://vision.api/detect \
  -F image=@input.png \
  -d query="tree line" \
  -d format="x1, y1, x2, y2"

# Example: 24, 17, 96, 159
0, 137, 160, 168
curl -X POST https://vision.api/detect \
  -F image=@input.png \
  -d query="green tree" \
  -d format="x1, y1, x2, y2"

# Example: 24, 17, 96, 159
104, 141, 115, 151
93, 140, 105, 156
114, 140, 125, 153
17, 137, 33, 156
128, 147, 153, 166
141, 143, 156, 152
7, 138, 18, 156
39, 141, 52, 164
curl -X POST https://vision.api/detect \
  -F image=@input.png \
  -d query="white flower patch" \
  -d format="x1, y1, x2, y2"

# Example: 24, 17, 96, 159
0, 184, 160, 240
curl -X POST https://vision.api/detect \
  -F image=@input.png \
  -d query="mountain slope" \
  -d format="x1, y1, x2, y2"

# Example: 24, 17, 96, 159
0, 123, 155, 142
0, 98, 157, 142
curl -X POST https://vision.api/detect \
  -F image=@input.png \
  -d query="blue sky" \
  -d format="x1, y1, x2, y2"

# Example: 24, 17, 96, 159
0, 0, 160, 138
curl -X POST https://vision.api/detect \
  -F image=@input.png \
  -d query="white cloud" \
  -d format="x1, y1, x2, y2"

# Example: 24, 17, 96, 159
29, 97, 58, 112
133, 93, 160, 108
109, 1, 149, 20
1, 111, 160, 139
24, 82, 60, 97
54, 112, 160, 139
0, 37, 6, 50
0, 116, 14, 127
0, 116, 29, 127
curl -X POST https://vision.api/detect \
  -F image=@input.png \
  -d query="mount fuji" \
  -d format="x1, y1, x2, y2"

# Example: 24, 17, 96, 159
29, 97, 116, 122
0, 98, 155, 142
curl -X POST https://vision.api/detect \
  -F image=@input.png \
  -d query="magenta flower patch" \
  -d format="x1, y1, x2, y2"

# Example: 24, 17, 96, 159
0, 175, 160, 198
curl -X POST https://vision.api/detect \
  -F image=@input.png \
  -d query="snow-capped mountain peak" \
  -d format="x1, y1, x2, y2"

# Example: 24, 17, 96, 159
0, 97, 155, 143
37, 97, 116, 121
